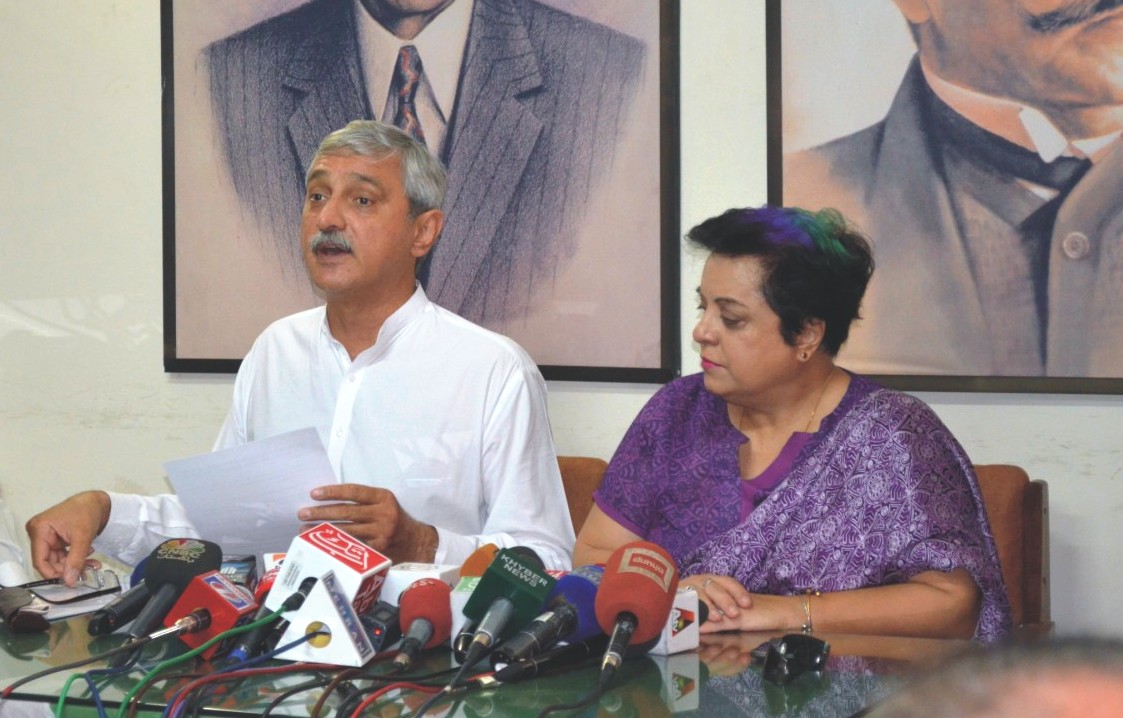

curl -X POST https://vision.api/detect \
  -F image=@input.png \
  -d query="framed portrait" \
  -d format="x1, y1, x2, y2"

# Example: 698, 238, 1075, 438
767, 0, 1123, 394
162, 0, 680, 383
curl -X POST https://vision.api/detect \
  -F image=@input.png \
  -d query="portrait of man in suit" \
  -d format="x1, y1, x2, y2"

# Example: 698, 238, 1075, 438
781, 0, 1123, 380
169, 0, 664, 372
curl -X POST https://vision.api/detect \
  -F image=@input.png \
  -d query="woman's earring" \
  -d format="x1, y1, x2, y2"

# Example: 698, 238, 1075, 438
800, 351, 809, 361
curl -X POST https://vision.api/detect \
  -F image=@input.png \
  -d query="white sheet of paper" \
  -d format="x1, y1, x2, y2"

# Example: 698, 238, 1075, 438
164, 427, 338, 559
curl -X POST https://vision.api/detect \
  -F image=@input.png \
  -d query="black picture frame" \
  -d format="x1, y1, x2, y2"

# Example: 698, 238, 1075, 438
162, 0, 680, 383
766, 0, 1123, 394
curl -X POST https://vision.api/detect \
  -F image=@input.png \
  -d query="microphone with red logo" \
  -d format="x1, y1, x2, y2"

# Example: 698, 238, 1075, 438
151, 570, 257, 660
124, 539, 223, 643
262, 524, 391, 666
392, 578, 452, 671
594, 541, 679, 687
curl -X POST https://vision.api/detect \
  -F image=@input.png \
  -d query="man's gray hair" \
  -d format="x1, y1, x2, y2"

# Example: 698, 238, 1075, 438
308, 120, 447, 216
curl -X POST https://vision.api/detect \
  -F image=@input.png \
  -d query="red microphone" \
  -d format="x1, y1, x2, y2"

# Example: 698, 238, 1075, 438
594, 542, 679, 684
392, 578, 453, 670
157, 570, 258, 660
253, 566, 281, 605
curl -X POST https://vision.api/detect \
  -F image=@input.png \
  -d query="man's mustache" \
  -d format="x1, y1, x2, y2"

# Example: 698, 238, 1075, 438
310, 231, 353, 253
1026, 0, 1123, 33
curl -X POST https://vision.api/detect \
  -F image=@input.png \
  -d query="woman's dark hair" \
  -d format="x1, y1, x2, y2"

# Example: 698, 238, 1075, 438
686, 205, 874, 355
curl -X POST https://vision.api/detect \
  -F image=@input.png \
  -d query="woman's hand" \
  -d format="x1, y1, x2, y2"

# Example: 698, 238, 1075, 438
680, 573, 753, 627
698, 593, 807, 633
687, 570, 981, 637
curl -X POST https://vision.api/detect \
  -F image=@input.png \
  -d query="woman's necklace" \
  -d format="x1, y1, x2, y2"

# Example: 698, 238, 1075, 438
802, 366, 838, 433
737, 366, 838, 435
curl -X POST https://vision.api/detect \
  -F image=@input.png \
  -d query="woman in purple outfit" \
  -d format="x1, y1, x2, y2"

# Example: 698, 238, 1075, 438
574, 206, 1011, 641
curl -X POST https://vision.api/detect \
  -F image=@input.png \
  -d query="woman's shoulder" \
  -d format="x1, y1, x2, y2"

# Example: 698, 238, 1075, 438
638, 374, 725, 425
843, 372, 943, 425
835, 372, 971, 473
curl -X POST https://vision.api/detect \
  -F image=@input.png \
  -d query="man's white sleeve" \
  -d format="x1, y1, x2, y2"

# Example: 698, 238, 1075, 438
92, 492, 200, 567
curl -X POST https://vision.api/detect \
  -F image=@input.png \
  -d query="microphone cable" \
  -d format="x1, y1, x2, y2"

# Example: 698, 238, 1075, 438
67, 646, 148, 718
0, 630, 165, 699
160, 609, 341, 718
310, 659, 406, 718
114, 607, 285, 718
169, 640, 408, 718
323, 660, 492, 718
259, 675, 335, 718
161, 633, 335, 718
345, 680, 442, 718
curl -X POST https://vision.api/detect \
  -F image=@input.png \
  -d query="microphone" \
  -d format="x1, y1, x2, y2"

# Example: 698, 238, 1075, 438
225, 576, 316, 664
459, 544, 499, 579
124, 539, 223, 643
451, 543, 499, 663
219, 567, 281, 665
460, 547, 556, 667
259, 524, 391, 666
492, 564, 604, 666
392, 578, 452, 670
87, 580, 152, 636
153, 570, 257, 659
253, 565, 281, 605
594, 542, 679, 685
492, 634, 610, 683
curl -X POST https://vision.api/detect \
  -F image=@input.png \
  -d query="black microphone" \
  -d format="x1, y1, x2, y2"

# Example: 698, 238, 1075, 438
492, 564, 604, 666
492, 634, 610, 683
225, 576, 316, 664
87, 580, 152, 636
460, 547, 556, 667
450, 544, 499, 664
124, 539, 223, 643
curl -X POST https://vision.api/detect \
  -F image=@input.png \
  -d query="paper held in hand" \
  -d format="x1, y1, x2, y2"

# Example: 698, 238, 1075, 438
164, 427, 339, 561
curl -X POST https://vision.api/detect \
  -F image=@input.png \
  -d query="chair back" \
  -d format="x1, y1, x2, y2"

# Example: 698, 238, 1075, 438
973, 464, 1051, 637
557, 456, 608, 534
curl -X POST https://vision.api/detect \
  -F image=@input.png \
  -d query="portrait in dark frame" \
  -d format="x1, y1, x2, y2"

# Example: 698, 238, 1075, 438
772, 0, 1123, 393
164, 0, 678, 382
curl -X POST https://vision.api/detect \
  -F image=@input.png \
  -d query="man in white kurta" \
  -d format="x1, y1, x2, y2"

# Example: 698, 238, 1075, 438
26, 118, 574, 581
96, 286, 573, 570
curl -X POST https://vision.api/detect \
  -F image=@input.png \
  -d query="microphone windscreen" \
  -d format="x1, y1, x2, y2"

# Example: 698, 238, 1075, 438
144, 539, 223, 591
459, 544, 499, 578
506, 546, 544, 570
398, 578, 452, 649
126, 539, 224, 640
549, 565, 603, 643
594, 542, 679, 645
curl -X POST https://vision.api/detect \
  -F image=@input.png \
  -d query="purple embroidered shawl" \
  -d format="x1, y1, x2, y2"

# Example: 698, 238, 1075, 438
594, 372, 1012, 641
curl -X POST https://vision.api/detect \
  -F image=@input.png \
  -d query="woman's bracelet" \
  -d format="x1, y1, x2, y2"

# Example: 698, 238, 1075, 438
800, 589, 822, 634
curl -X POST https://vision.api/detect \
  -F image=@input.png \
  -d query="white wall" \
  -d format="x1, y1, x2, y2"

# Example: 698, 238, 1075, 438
2, 0, 1121, 636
